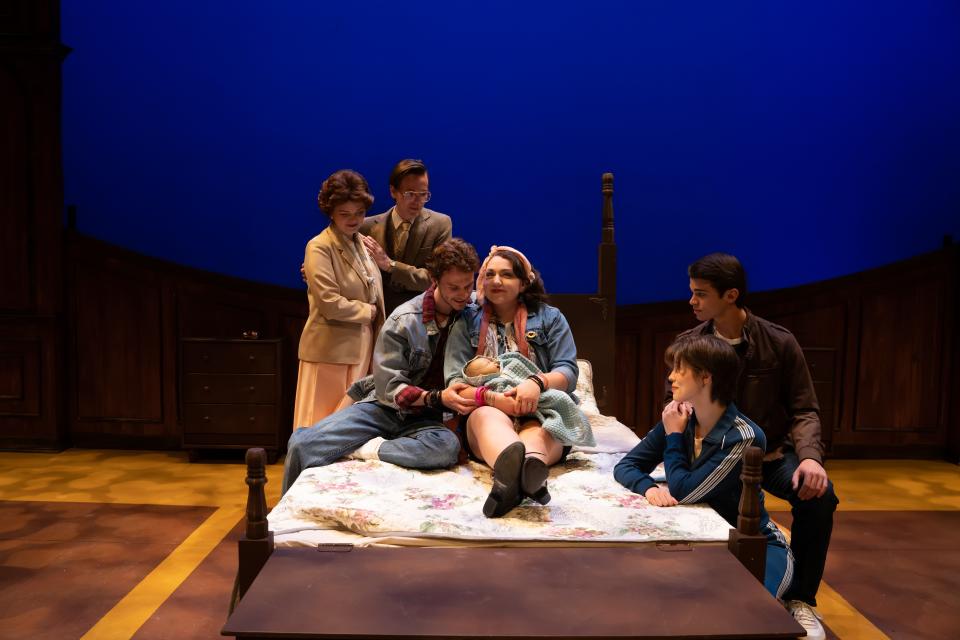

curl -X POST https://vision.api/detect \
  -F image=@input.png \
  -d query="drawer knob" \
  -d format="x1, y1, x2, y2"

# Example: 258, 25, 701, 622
248, 386, 256, 392
248, 355, 256, 361
201, 354, 209, 361
203, 385, 210, 392
203, 416, 210, 422
248, 416, 256, 422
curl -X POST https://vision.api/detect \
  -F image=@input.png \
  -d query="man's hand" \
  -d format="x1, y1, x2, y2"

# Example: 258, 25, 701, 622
300, 262, 307, 284
442, 382, 477, 415
792, 458, 829, 500
504, 379, 541, 415
662, 400, 692, 434
645, 486, 678, 507
361, 236, 392, 270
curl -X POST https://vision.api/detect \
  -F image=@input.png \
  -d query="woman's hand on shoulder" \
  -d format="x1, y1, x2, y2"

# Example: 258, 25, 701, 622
644, 486, 678, 507
504, 379, 540, 415
661, 401, 692, 435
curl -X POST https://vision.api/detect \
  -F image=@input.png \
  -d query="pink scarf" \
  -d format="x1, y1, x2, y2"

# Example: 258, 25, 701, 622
476, 301, 530, 358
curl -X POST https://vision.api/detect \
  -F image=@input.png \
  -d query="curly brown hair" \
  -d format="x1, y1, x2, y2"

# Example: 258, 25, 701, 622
317, 169, 375, 217
426, 238, 479, 280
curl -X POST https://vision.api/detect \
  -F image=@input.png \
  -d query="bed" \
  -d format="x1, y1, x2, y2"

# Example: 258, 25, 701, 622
223, 174, 802, 639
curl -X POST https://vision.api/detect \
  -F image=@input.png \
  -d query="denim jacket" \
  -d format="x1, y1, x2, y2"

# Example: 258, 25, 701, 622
352, 291, 479, 411
444, 303, 579, 397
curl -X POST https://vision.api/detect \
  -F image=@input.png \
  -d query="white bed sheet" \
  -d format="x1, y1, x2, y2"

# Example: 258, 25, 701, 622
270, 413, 725, 548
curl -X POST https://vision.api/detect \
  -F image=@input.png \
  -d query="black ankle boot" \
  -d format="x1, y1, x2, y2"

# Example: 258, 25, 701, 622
521, 455, 551, 505
483, 441, 525, 518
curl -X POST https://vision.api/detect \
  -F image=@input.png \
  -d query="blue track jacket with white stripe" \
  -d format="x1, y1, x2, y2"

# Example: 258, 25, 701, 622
614, 402, 773, 531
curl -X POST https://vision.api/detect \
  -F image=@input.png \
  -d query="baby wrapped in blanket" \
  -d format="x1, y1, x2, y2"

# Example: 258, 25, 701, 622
459, 352, 595, 447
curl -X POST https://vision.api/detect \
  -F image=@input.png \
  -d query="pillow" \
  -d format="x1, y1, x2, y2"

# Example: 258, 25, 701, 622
572, 359, 641, 454
575, 358, 600, 416
573, 413, 641, 454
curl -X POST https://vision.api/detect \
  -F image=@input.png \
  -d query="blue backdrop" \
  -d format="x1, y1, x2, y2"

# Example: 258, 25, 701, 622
61, 1, 960, 304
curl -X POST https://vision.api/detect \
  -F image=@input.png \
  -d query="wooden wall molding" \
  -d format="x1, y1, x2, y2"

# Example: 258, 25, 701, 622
0, 340, 40, 414
0, 317, 64, 448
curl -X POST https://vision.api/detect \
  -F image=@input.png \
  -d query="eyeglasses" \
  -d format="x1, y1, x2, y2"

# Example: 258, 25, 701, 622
400, 190, 431, 202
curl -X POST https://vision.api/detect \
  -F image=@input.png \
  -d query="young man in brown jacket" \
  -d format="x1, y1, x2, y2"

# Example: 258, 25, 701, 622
666, 252, 838, 640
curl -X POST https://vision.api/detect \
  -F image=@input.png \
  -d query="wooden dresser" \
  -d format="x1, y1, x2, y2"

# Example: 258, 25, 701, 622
180, 338, 283, 462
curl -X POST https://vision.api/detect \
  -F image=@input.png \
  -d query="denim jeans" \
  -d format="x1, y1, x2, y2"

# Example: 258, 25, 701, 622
763, 450, 839, 606
282, 402, 460, 493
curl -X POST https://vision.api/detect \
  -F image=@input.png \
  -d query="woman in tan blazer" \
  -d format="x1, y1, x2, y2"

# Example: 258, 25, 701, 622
293, 170, 386, 429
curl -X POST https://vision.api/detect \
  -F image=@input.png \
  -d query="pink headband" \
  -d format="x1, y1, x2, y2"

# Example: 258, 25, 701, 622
475, 245, 536, 304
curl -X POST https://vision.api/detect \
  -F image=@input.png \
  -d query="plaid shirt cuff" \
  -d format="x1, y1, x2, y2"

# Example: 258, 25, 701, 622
395, 385, 425, 412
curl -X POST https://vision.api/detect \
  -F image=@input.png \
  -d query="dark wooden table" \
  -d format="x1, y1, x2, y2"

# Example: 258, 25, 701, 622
222, 545, 804, 639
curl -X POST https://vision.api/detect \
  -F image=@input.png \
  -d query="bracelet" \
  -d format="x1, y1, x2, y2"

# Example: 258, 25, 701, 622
526, 374, 545, 392
474, 385, 487, 407
429, 389, 443, 409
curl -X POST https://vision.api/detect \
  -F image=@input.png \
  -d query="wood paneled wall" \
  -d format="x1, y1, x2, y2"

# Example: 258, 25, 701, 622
0, 0, 68, 450
65, 235, 308, 449
8, 225, 957, 459
614, 244, 959, 460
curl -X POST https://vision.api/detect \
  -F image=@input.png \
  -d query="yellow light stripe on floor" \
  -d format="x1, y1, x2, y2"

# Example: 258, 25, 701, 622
816, 581, 890, 639
769, 519, 890, 640
80, 506, 241, 640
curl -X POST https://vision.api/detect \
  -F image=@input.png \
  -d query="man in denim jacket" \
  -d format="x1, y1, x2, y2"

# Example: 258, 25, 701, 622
282, 239, 480, 494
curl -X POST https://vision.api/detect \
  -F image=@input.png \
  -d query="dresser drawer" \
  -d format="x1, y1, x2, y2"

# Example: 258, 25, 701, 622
182, 341, 277, 374
183, 404, 276, 435
182, 373, 276, 403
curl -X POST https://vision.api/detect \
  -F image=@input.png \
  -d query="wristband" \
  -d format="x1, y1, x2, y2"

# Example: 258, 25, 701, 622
474, 385, 487, 407
526, 374, 545, 392
429, 389, 443, 409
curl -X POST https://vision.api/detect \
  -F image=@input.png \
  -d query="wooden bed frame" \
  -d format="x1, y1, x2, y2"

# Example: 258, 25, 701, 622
223, 174, 800, 639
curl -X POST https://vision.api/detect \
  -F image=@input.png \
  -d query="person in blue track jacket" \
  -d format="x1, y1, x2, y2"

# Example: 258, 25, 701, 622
614, 333, 794, 599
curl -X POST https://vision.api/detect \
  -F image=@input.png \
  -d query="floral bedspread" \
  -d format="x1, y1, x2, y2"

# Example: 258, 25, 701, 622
270, 452, 732, 543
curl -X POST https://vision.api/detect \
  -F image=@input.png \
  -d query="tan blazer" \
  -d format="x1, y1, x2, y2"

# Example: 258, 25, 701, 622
298, 226, 385, 364
360, 206, 452, 314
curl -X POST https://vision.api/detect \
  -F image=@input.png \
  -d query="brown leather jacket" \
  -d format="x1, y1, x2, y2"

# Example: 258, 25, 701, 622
668, 310, 824, 464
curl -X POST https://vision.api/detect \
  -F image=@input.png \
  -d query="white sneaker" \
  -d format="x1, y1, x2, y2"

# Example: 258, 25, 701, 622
785, 600, 825, 640
346, 436, 385, 461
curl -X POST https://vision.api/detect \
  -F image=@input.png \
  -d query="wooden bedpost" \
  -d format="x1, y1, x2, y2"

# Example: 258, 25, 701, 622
728, 445, 767, 583
230, 447, 275, 612
584, 172, 616, 413
599, 172, 616, 301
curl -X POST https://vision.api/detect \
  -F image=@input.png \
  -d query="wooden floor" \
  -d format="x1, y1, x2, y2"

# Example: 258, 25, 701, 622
0, 450, 958, 640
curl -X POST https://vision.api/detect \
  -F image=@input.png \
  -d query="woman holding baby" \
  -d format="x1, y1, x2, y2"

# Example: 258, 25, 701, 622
444, 245, 591, 518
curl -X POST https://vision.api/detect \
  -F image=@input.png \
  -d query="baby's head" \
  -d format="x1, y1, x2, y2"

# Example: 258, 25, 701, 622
463, 355, 500, 377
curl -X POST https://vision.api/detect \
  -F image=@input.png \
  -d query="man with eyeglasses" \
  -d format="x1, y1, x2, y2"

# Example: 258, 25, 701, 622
361, 159, 453, 315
